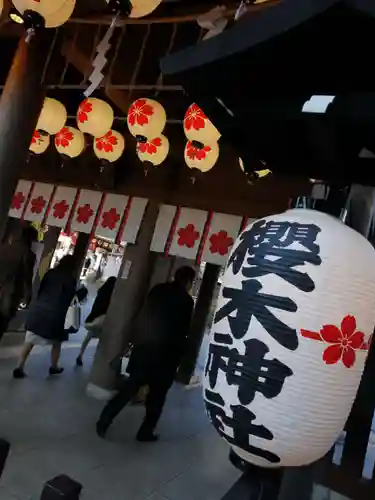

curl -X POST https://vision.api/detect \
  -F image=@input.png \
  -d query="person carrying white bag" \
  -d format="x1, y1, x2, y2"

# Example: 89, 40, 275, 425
76, 277, 117, 367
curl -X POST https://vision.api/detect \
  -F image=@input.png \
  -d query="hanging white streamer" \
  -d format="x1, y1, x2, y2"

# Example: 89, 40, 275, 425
84, 12, 120, 98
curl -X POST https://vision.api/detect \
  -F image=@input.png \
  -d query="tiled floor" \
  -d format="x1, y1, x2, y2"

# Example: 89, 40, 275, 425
0, 327, 239, 500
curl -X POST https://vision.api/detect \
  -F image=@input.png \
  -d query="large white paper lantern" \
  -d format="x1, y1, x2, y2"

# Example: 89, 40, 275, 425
36, 98, 67, 135
205, 208, 375, 468
94, 130, 125, 163
29, 130, 50, 155
184, 140, 219, 172
77, 98, 114, 138
127, 98, 166, 141
136, 135, 169, 166
184, 103, 221, 145
55, 126, 85, 158
239, 157, 272, 180
12, 0, 76, 27
128, 0, 163, 18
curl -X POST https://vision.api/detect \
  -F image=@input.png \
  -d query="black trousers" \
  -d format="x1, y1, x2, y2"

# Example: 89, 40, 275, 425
98, 370, 175, 433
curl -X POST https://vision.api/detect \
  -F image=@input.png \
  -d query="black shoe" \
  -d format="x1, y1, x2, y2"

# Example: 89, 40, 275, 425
49, 367, 64, 376
96, 421, 109, 439
76, 357, 83, 367
13, 368, 26, 379
136, 430, 159, 442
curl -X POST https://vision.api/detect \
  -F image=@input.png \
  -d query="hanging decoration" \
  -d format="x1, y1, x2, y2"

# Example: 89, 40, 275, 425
136, 135, 169, 169
205, 208, 375, 468
55, 127, 85, 159
12, 0, 76, 28
184, 140, 219, 173
36, 98, 67, 136
127, 98, 166, 143
94, 130, 125, 164
184, 103, 221, 147
239, 157, 272, 183
77, 98, 114, 138
29, 130, 50, 155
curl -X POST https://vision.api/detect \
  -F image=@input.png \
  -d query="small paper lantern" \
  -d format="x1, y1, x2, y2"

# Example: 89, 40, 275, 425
127, 98, 166, 141
184, 103, 221, 146
12, 0, 76, 27
136, 135, 169, 166
129, 0, 163, 18
205, 208, 375, 468
29, 130, 50, 155
184, 140, 219, 172
55, 127, 85, 159
77, 98, 114, 138
239, 157, 272, 180
36, 98, 67, 135
94, 130, 125, 163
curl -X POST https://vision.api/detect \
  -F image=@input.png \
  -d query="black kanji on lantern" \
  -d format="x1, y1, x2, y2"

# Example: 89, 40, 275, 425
206, 338, 293, 405
205, 389, 280, 464
229, 220, 321, 292
214, 278, 298, 350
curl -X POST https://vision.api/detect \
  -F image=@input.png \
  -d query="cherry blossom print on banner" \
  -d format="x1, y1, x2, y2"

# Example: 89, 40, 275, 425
200, 212, 243, 266
23, 183, 55, 223
167, 207, 208, 260
95, 193, 129, 241
9, 180, 33, 219
46, 186, 78, 229
70, 189, 104, 234
150, 205, 178, 253
119, 198, 148, 244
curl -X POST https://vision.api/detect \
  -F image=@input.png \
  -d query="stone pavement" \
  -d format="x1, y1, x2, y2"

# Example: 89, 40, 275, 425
0, 328, 240, 500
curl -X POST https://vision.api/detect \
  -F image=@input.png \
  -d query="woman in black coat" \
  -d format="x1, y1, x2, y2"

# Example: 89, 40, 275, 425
13, 255, 78, 379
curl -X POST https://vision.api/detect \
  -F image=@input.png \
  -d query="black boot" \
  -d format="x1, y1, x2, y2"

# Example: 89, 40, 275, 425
96, 420, 110, 439
136, 423, 159, 442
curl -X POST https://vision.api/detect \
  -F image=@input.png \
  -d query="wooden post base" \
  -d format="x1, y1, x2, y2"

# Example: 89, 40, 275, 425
40, 475, 82, 500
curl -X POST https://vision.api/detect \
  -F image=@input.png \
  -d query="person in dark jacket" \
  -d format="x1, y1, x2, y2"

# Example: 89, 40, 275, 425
0, 225, 37, 342
76, 276, 117, 367
13, 255, 78, 379
96, 266, 195, 442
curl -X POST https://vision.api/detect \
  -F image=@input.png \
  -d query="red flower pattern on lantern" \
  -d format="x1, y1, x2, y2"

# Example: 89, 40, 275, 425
177, 224, 200, 248
77, 99, 93, 124
55, 128, 74, 148
76, 204, 94, 224
128, 99, 154, 127
96, 131, 118, 153
137, 137, 162, 155
53, 200, 70, 219
30, 196, 46, 214
101, 208, 120, 230
31, 130, 41, 145
184, 104, 207, 132
186, 142, 211, 161
301, 315, 370, 369
11, 192, 25, 210
209, 231, 234, 256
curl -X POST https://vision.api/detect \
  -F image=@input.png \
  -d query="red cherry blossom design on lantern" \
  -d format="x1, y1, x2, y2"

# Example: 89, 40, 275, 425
55, 128, 74, 148
11, 192, 25, 210
184, 104, 207, 132
128, 99, 154, 127
77, 99, 93, 124
30, 196, 46, 214
53, 200, 70, 220
301, 315, 370, 369
186, 142, 211, 161
96, 131, 118, 153
31, 130, 41, 145
101, 208, 120, 230
177, 224, 200, 248
137, 137, 162, 155
209, 231, 234, 256
76, 204, 94, 224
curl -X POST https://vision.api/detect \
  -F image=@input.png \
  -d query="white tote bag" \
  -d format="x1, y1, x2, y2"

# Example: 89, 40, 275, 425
65, 297, 81, 333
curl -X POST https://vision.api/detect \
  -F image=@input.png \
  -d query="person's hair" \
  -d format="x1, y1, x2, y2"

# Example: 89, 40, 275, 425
99, 276, 117, 293
57, 254, 76, 273
174, 266, 196, 288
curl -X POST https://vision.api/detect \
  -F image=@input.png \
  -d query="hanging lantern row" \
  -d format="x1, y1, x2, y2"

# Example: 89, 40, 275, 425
12, 0, 76, 28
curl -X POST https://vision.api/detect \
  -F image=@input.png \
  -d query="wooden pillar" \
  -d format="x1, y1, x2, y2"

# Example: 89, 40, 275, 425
0, 35, 45, 240
87, 202, 159, 399
177, 263, 221, 385
72, 233, 90, 279
32, 226, 60, 295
